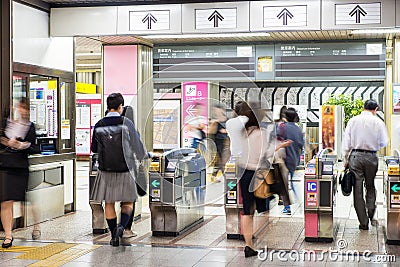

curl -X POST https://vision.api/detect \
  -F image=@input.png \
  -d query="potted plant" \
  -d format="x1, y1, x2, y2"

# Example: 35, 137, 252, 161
323, 94, 364, 127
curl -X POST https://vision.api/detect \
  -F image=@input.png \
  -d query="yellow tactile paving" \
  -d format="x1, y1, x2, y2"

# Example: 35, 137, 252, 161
16, 243, 76, 260
28, 244, 102, 267
0, 246, 37, 253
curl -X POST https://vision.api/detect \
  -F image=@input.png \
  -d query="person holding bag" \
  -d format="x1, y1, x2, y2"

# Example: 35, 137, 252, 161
227, 101, 291, 257
0, 98, 39, 248
90, 93, 147, 246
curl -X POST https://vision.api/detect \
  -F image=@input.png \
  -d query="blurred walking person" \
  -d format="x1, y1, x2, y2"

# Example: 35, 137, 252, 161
0, 98, 39, 248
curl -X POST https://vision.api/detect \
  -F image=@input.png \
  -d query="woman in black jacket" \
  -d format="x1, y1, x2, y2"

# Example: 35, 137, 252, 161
0, 98, 38, 248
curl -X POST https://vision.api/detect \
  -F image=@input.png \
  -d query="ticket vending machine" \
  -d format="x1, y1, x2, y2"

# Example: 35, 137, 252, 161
383, 150, 400, 244
304, 149, 338, 242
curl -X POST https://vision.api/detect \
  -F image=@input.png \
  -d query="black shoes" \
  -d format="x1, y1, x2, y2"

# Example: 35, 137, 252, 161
2, 237, 13, 248
110, 225, 124, 247
244, 246, 258, 258
359, 224, 369, 230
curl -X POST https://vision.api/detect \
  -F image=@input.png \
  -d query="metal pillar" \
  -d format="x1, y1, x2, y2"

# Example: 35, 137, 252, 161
0, 0, 12, 122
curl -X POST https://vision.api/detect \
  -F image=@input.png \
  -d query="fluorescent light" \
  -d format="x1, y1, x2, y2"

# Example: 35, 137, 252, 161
140, 32, 270, 39
76, 52, 102, 56
351, 29, 400, 34
76, 63, 101, 67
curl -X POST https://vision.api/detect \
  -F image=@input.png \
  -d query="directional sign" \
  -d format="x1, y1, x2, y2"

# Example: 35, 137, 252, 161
185, 105, 196, 117
228, 181, 237, 190
151, 180, 160, 188
335, 3, 381, 25
142, 13, 157, 29
129, 10, 170, 31
277, 8, 294, 26
391, 183, 400, 193
195, 8, 237, 29
349, 5, 367, 24
263, 5, 307, 27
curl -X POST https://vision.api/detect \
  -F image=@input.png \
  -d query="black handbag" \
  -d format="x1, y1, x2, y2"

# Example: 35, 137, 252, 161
135, 160, 148, 197
339, 168, 355, 196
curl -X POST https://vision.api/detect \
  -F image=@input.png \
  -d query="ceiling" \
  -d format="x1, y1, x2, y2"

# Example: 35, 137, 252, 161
41, 0, 239, 7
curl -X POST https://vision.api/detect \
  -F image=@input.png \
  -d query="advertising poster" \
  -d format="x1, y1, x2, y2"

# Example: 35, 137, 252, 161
153, 100, 181, 150
182, 82, 209, 148
321, 105, 335, 149
393, 84, 400, 113
76, 129, 91, 155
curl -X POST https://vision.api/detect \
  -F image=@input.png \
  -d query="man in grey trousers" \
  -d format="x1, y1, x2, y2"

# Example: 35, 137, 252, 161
342, 99, 388, 230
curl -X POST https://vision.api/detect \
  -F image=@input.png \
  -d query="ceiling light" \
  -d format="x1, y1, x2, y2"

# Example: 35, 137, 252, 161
351, 29, 400, 34
140, 32, 270, 39
76, 52, 102, 56
76, 63, 102, 67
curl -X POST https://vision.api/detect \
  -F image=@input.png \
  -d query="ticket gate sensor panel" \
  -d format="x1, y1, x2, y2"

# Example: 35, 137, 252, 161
150, 148, 206, 236
304, 153, 338, 242
384, 155, 400, 244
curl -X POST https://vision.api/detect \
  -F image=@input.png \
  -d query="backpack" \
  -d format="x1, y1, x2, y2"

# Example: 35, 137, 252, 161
95, 117, 134, 172
339, 168, 355, 196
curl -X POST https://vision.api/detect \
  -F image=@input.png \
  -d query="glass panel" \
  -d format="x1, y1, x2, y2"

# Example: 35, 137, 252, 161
12, 75, 28, 107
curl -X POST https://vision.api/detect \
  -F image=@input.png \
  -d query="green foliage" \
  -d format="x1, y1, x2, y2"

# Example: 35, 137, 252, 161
324, 94, 364, 127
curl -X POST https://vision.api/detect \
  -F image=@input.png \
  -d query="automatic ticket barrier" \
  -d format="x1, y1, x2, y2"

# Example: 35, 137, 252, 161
149, 148, 206, 236
304, 150, 338, 242
89, 154, 143, 234
225, 158, 269, 239
384, 150, 400, 244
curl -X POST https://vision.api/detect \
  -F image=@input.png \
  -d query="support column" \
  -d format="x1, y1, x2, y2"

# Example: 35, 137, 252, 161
0, 0, 12, 121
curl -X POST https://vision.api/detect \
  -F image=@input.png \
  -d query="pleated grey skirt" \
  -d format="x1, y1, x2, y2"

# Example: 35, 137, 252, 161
90, 170, 138, 202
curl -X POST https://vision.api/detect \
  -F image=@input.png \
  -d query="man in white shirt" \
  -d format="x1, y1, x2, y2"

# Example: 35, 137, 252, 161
342, 99, 388, 230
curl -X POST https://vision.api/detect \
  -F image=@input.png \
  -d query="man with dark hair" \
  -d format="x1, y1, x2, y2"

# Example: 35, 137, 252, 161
91, 93, 147, 246
281, 107, 304, 215
343, 99, 388, 230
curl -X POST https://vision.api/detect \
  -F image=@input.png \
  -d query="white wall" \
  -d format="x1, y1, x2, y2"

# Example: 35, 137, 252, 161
13, 2, 74, 72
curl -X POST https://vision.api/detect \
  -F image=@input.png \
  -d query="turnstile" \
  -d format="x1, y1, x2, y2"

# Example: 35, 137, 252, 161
225, 158, 269, 240
304, 150, 338, 242
89, 154, 143, 234
149, 148, 206, 236
383, 151, 400, 244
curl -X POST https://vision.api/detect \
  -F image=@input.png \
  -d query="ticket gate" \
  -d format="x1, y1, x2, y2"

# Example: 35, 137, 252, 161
304, 149, 338, 242
149, 148, 206, 236
89, 154, 143, 234
225, 158, 269, 239
383, 150, 400, 244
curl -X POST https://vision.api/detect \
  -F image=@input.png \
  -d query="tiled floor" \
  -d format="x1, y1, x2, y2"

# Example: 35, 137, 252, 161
0, 161, 398, 266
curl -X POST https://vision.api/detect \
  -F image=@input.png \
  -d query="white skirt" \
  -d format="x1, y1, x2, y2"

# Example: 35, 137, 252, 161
90, 170, 138, 202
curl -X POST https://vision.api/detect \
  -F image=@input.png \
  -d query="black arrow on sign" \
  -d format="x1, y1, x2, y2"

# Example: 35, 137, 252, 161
142, 13, 157, 29
277, 8, 294, 26
349, 5, 367, 24
208, 10, 224, 28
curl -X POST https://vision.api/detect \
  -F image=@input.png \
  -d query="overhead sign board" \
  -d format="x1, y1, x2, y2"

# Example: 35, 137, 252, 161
250, 0, 320, 31
321, 0, 395, 30
182, 1, 249, 33
129, 10, 170, 31
195, 8, 237, 29
117, 5, 181, 34
264, 5, 307, 27
335, 3, 381, 25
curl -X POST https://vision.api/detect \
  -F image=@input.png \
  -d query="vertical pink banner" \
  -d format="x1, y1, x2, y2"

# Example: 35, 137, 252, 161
182, 82, 209, 148
103, 45, 138, 96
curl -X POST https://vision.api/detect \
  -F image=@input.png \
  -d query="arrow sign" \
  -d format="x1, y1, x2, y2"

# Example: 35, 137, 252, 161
392, 183, 400, 193
186, 105, 196, 116
151, 180, 160, 188
228, 181, 236, 190
277, 8, 294, 26
142, 13, 157, 30
349, 5, 367, 24
208, 10, 224, 28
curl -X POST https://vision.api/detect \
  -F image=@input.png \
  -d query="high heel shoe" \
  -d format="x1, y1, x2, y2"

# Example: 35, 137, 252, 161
2, 237, 13, 249
244, 246, 258, 258
110, 226, 124, 247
